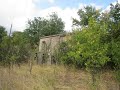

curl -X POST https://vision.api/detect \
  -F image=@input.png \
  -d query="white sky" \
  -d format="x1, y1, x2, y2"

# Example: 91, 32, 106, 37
0, 0, 119, 32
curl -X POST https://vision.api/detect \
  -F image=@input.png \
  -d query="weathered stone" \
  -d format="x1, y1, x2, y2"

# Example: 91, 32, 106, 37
38, 34, 68, 65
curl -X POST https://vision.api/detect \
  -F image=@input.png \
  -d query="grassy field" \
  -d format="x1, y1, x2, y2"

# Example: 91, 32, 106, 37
0, 64, 119, 90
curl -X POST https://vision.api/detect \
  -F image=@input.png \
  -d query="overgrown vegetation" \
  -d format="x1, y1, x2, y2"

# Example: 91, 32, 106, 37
0, 2, 120, 90
58, 2, 120, 87
0, 65, 119, 90
0, 13, 65, 67
25, 12, 65, 46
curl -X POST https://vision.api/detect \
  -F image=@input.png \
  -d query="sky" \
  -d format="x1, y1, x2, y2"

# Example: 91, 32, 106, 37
0, 0, 119, 32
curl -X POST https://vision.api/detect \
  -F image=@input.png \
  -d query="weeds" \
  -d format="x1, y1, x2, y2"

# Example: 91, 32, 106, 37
0, 64, 119, 90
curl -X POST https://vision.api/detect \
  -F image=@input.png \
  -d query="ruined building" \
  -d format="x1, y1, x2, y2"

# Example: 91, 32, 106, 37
38, 33, 69, 65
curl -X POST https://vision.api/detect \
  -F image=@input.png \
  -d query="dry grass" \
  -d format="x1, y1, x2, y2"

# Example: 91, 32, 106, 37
0, 64, 119, 90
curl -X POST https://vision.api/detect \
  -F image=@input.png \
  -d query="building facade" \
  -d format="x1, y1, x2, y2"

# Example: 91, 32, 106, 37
38, 34, 68, 65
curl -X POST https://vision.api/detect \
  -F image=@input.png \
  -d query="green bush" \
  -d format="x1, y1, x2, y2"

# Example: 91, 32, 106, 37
59, 18, 110, 70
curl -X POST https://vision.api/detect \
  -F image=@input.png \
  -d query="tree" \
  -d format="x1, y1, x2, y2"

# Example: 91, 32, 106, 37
0, 36, 10, 65
11, 31, 30, 64
100, 2, 120, 69
0, 30, 31, 66
110, 2, 120, 23
73, 6, 100, 27
60, 18, 109, 69
109, 2, 120, 39
25, 17, 47, 46
0, 26, 7, 64
43, 13, 65, 36
109, 3, 120, 87
59, 18, 110, 87
0, 26, 7, 43
25, 13, 65, 46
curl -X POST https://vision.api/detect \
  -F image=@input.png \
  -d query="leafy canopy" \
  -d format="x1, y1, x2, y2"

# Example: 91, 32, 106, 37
25, 13, 65, 46
73, 6, 100, 26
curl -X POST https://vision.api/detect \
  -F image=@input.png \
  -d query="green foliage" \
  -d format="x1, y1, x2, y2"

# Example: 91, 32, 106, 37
0, 25, 7, 43
0, 26, 8, 64
25, 17, 47, 46
115, 70, 120, 83
25, 13, 65, 46
0, 13, 64, 66
73, 6, 100, 26
65, 3, 120, 71
0, 30, 31, 66
59, 18, 110, 69
11, 31, 31, 63
43, 13, 65, 36
0, 36, 10, 64
112, 41, 120, 69
110, 2, 120, 23
101, 2, 120, 69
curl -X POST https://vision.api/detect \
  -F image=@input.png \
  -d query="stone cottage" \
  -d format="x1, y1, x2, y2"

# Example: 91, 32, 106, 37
37, 33, 69, 65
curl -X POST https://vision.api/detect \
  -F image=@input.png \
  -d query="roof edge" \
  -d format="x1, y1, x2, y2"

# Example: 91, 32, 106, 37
40, 33, 66, 39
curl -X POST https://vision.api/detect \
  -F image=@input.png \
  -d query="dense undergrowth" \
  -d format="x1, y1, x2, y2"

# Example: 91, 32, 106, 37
58, 3, 120, 85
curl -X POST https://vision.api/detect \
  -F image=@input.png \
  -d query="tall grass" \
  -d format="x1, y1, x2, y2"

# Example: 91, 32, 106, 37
0, 64, 119, 90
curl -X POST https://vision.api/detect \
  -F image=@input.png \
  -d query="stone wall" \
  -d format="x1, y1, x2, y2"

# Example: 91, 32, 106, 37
38, 34, 67, 65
